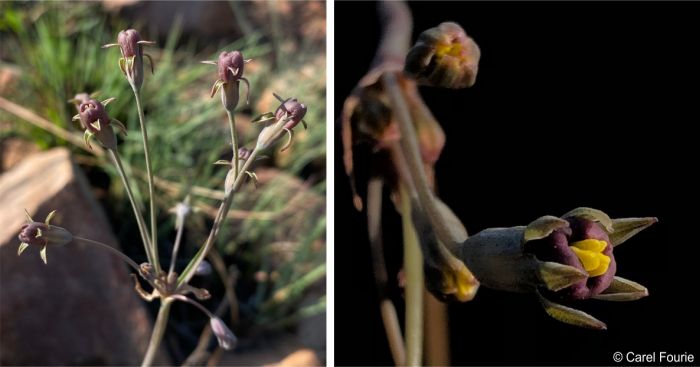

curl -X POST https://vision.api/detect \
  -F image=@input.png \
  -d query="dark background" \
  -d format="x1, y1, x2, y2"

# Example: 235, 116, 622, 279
335, 2, 700, 366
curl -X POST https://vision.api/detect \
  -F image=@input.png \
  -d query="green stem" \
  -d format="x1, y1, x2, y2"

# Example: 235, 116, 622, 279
141, 299, 172, 367
226, 110, 240, 178
131, 86, 161, 273
400, 183, 424, 367
73, 236, 141, 274
168, 215, 186, 277
383, 73, 461, 249
109, 149, 154, 264
367, 177, 405, 366
177, 148, 260, 287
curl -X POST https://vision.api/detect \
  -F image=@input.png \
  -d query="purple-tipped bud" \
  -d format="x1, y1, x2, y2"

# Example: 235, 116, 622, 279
18, 222, 72, 247
217, 51, 245, 83
210, 317, 237, 350
79, 99, 117, 150
118, 29, 142, 59
275, 98, 307, 130
79, 99, 109, 133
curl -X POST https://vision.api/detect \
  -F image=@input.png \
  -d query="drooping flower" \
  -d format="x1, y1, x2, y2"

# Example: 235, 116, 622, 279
17, 210, 73, 264
405, 22, 480, 89
210, 317, 237, 350
103, 29, 156, 90
203, 51, 251, 112
458, 207, 656, 329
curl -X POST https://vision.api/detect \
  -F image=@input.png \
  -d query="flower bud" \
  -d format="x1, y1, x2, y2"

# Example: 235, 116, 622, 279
78, 99, 117, 150
207, 51, 250, 112
103, 29, 156, 90
217, 51, 245, 83
275, 98, 308, 130
17, 210, 73, 264
210, 317, 237, 350
405, 22, 480, 89
18, 222, 72, 248
119, 29, 145, 89
455, 207, 656, 329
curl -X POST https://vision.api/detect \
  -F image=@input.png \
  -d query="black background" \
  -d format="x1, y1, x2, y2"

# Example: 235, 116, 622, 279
335, 2, 700, 366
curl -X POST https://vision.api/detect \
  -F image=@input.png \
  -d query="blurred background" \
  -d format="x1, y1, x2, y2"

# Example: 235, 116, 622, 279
1, 1, 325, 365
335, 1, 700, 366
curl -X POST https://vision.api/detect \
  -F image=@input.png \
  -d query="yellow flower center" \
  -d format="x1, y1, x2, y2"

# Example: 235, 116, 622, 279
569, 239, 611, 277
435, 42, 464, 59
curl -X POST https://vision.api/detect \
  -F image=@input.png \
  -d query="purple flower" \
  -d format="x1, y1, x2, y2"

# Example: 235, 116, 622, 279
73, 98, 125, 151
459, 207, 657, 329
204, 51, 251, 112
525, 216, 616, 300
217, 51, 245, 83
275, 98, 308, 130
103, 29, 156, 90
17, 210, 72, 264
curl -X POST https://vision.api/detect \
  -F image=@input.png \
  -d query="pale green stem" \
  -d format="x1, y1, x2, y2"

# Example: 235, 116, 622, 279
177, 148, 260, 287
170, 295, 215, 318
73, 236, 141, 274
131, 86, 161, 273
400, 183, 424, 367
109, 149, 154, 264
368, 177, 405, 366
168, 216, 186, 277
226, 110, 240, 178
141, 299, 172, 367
383, 73, 461, 249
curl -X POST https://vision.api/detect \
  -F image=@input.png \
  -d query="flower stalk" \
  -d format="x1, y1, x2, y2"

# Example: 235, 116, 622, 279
400, 184, 423, 366
131, 87, 161, 273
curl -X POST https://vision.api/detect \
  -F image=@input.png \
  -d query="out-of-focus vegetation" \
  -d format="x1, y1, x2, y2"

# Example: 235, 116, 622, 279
0, 0, 325, 359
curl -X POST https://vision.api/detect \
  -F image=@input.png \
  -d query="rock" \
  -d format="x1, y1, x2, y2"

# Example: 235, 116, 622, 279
0, 148, 168, 365
1, 138, 39, 172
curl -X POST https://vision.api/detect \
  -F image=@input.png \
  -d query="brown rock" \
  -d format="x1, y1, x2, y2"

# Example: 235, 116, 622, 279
0, 148, 168, 365
1, 138, 40, 172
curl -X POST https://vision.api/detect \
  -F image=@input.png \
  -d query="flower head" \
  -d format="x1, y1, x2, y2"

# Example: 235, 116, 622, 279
72, 97, 125, 151
525, 214, 616, 300
253, 93, 309, 152
204, 51, 251, 112
405, 22, 480, 89
275, 97, 308, 130
458, 207, 656, 329
217, 51, 245, 83
210, 317, 237, 350
103, 29, 156, 90
17, 210, 72, 264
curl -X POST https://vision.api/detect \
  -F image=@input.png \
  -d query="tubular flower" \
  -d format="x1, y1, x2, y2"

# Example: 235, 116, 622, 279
203, 51, 251, 112
458, 207, 657, 329
253, 93, 308, 152
103, 29, 156, 90
17, 210, 72, 264
72, 97, 126, 150
405, 22, 480, 89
